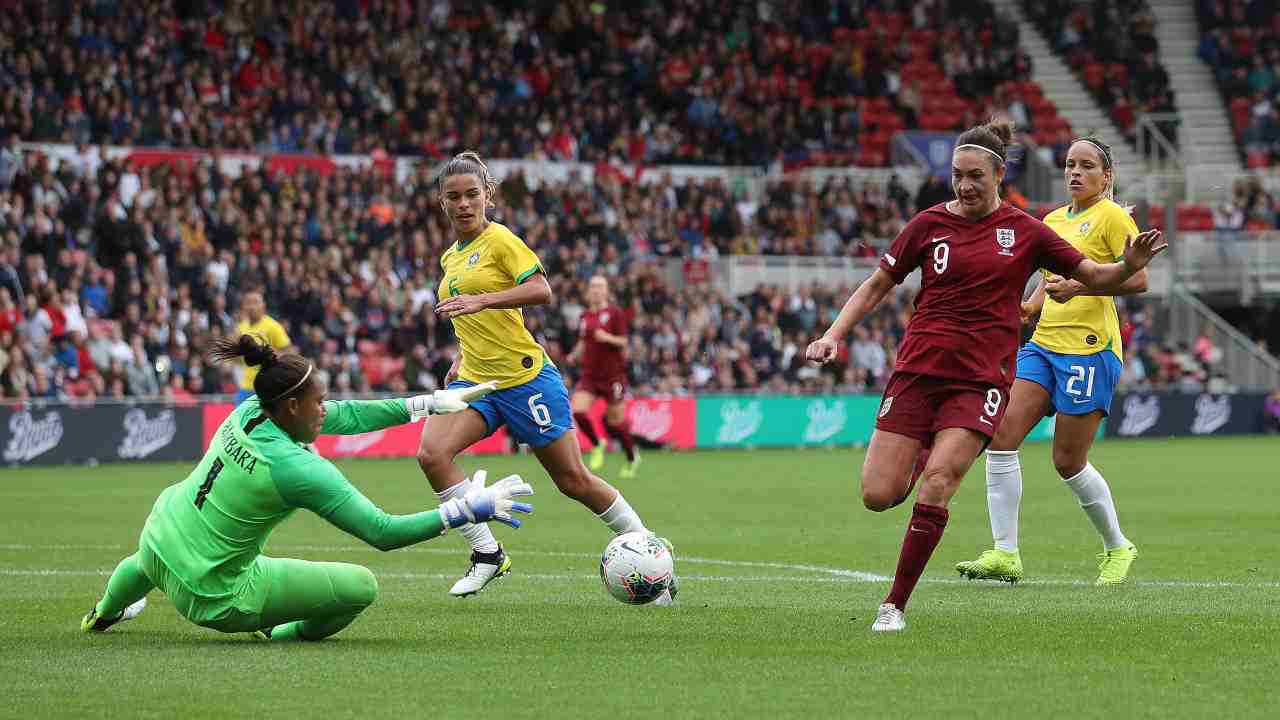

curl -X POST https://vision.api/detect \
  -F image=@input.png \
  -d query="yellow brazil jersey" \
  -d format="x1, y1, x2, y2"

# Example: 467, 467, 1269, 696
1033, 199, 1138, 361
439, 222, 546, 389
235, 315, 291, 390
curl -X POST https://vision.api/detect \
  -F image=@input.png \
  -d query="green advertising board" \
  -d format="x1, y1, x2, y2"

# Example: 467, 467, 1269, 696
694, 395, 1104, 449
695, 395, 881, 448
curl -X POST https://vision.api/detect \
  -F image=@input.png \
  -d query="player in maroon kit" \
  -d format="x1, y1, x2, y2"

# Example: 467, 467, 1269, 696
805, 120, 1166, 632
569, 275, 641, 478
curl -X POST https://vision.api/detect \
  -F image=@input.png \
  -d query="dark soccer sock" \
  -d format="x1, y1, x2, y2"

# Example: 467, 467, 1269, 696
605, 421, 637, 462
884, 502, 950, 611
574, 412, 600, 448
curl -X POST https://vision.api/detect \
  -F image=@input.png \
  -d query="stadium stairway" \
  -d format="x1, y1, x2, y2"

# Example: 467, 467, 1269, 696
1148, 0, 1241, 200
991, 0, 1140, 172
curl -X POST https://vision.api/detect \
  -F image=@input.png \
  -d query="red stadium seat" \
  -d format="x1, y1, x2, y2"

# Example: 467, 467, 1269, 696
1246, 150, 1272, 169
1107, 63, 1128, 89
1147, 205, 1166, 231
907, 29, 938, 47
1232, 107, 1252, 136
1232, 28, 1255, 56
1176, 203, 1214, 231
855, 148, 887, 167
1082, 63, 1105, 90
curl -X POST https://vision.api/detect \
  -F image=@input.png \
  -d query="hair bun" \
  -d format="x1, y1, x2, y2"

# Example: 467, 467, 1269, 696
238, 334, 277, 368
985, 119, 1016, 146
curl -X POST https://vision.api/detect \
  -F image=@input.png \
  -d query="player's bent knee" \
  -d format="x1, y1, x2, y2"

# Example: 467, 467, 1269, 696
861, 486, 897, 512
416, 444, 451, 475
917, 466, 959, 504
1053, 454, 1087, 479
335, 565, 379, 608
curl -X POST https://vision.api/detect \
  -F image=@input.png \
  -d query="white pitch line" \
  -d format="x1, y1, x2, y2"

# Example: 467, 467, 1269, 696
2, 561, 1277, 589
0, 566, 855, 584
3, 543, 1277, 589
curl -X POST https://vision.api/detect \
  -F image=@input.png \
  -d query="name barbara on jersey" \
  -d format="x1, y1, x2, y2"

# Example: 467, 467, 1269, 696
218, 422, 259, 475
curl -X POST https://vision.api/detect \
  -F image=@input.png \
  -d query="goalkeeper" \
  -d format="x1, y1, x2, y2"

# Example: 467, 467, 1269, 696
80, 334, 533, 641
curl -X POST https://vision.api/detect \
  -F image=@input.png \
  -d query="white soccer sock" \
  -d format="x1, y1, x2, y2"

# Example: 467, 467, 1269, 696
436, 480, 500, 554
985, 450, 1023, 553
1063, 462, 1130, 550
596, 492, 647, 535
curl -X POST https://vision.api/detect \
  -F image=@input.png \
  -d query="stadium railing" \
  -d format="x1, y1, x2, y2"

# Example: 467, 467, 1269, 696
1166, 287, 1280, 392
18, 142, 932, 205
1170, 232, 1280, 302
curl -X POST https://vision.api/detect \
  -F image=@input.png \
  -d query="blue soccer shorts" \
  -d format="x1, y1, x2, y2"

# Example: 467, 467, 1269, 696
1016, 342, 1124, 416
448, 363, 573, 447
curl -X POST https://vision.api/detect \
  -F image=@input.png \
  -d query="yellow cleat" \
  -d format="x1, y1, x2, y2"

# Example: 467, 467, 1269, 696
586, 443, 606, 472
618, 453, 642, 480
1095, 544, 1138, 585
955, 549, 1024, 584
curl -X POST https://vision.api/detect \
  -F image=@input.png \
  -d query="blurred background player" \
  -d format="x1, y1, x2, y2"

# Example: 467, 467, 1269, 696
234, 289, 292, 405
569, 275, 641, 478
957, 137, 1145, 586
81, 334, 528, 641
418, 151, 673, 600
806, 120, 1166, 633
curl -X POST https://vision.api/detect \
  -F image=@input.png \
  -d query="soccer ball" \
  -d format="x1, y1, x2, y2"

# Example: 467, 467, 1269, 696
599, 531, 674, 605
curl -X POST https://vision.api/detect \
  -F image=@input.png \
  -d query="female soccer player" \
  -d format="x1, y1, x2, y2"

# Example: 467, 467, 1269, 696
805, 120, 1166, 632
956, 137, 1144, 586
568, 275, 641, 478
420, 152, 671, 599
81, 334, 531, 640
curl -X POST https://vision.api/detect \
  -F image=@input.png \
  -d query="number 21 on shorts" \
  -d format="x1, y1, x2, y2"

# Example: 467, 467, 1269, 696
1066, 365, 1095, 398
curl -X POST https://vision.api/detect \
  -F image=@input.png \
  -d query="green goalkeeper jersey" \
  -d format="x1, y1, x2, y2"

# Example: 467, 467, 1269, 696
140, 396, 444, 600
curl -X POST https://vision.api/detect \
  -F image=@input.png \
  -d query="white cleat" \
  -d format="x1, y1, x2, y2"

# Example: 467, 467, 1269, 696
121, 597, 147, 621
448, 546, 512, 597
871, 603, 906, 632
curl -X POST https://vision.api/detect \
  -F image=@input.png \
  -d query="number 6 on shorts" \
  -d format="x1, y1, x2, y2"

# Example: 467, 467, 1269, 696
528, 393, 552, 428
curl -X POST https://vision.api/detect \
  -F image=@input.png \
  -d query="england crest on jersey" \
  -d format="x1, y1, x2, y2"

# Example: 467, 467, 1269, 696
995, 228, 1015, 256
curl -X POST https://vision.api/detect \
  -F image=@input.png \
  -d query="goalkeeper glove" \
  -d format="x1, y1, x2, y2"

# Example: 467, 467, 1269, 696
406, 381, 500, 420
437, 470, 535, 529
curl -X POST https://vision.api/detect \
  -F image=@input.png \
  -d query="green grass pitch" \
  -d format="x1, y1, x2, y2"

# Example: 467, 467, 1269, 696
2, 437, 1277, 719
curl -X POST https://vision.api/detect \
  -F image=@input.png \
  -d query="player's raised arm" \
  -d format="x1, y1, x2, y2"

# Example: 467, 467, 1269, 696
806, 268, 897, 364
1068, 229, 1166, 294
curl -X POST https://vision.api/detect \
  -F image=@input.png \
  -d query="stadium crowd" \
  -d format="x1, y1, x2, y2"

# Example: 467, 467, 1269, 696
0, 0, 1259, 404
0, 140, 1227, 404
1024, 0, 1179, 146
1196, 0, 1280, 167
0, 0, 1036, 168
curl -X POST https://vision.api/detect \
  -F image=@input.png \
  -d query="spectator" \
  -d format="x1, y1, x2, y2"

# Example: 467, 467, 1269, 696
1265, 390, 1280, 433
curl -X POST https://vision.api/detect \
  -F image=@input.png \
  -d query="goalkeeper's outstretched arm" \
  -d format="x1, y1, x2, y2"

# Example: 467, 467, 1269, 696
275, 456, 533, 551
320, 383, 501, 435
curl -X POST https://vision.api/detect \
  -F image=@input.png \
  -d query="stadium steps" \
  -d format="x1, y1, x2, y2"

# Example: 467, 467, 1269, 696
1148, 0, 1241, 198
992, 0, 1141, 173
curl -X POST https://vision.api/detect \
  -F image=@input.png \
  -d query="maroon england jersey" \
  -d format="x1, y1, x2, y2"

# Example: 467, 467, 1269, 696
879, 202, 1087, 387
578, 305, 629, 381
